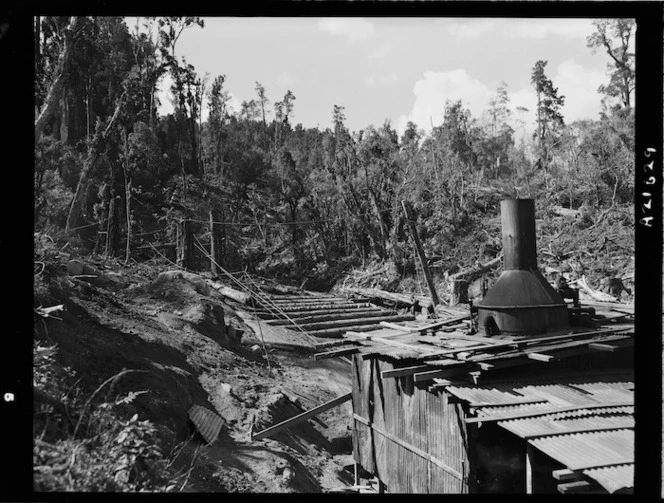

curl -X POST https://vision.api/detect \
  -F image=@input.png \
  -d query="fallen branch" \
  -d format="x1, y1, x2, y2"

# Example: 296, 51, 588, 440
447, 254, 502, 282
577, 275, 619, 303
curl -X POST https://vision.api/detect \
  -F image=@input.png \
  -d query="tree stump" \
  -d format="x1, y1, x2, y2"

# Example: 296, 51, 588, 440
449, 279, 469, 305
176, 218, 193, 269
105, 195, 120, 257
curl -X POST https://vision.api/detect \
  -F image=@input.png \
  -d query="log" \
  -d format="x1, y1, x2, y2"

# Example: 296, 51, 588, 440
66, 260, 112, 287
402, 200, 440, 306
447, 255, 502, 282
217, 286, 252, 305
268, 309, 389, 326
257, 306, 383, 321
342, 287, 417, 306
550, 205, 581, 218
307, 324, 387, 338
294, 314, 415, 332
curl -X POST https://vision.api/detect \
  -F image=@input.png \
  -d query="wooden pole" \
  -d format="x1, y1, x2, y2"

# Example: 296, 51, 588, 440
209, 209, 219, 275
526, 443, 534, 494
401, 201, 440, 307
252, 392, 352, 441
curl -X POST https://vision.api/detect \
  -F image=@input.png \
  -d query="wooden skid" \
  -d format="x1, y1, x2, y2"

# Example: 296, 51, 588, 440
267, 309, 389, 325
256, 306, 384, 320
294, 314, 416, 332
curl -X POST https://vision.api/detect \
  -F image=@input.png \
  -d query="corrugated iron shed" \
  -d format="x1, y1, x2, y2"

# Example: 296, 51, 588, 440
445, 372, 634, 493
327, 307, 634, 494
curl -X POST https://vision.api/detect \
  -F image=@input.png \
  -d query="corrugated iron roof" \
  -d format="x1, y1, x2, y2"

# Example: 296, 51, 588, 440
188, 404, 225, 444
583, 463, 634, 494
446, 372, 634, 493
529, 429, 633, 471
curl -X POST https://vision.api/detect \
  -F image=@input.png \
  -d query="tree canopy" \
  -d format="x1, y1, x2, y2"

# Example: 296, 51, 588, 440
34, 16, 634, 288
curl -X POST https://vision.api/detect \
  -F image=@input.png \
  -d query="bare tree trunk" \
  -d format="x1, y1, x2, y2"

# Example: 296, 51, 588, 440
122, 128, 132, 264
209, 209, 220, 275
65, 91, 127, 231
105, 195, 119, 257
402, 201, 440, 307
35, 16, 81, 142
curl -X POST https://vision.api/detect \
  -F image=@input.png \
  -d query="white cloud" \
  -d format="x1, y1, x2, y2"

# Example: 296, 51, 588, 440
397, 69, 493, 134
317, 18, 376, 43
553, 58, 605, 122
438, 18, 496, 40
364, 72, 400, 88
435, 18, 594, 41
367, 42, 394, 60
276, 71, 295, 87
505, 18, 596, 39
397, 60, 604, 138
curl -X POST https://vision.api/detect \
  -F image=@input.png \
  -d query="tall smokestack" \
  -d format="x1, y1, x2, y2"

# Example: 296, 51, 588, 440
501, 199, 537, 270
478, 199, 568, 336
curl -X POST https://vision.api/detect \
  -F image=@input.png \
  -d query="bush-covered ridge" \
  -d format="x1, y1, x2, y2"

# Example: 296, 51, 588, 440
35, 17, 634, 290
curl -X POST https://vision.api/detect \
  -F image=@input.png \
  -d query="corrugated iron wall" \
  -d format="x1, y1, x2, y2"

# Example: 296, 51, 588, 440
352, 355, 469, 493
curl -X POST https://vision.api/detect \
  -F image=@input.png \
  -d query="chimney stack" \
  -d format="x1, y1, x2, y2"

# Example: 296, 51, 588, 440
477, 199, 568, 336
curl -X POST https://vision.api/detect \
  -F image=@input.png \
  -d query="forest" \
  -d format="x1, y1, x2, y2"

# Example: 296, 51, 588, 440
34, 16, 635, 294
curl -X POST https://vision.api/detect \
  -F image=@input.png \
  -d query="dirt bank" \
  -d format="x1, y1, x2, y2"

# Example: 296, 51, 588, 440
33, 256, 355, 493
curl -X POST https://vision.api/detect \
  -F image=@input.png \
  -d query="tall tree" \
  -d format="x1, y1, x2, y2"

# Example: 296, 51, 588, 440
480, 82, 514, 179
531, 60, 565, 170
587, 19, 635, 108
255, 82, 269, 128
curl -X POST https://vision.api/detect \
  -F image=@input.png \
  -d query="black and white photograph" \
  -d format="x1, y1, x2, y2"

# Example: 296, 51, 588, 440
21, 2, 662, 497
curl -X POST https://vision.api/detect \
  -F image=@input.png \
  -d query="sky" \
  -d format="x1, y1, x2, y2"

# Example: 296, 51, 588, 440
129, 17, 632, 139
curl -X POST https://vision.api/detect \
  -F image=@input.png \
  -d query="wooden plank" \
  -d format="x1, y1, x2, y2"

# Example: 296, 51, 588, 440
527, 352, 556, 362
469, 399, 548, 408
252, 392, 352, 440
413, 365, 474, 383
465, 401, 634, 424
578, 300, 634, 312
468, 334, 633, 368
353, 413, 462, 480
588, 339, 634, 352
597, 312, 634, 322
552, 469, 581, 481
314, 339, 359, 351
379, 321, 418, 332
381, 365, 432, 379
419, 327, 633, 361
429, 379, 453, 390
558, 481, 605, 494
346, 332, 438, 354
314, 347, 360, 360
379, 314, 471, 335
